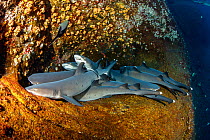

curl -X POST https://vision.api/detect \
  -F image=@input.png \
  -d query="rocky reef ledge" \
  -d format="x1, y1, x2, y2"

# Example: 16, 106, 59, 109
0, 0, 194, 139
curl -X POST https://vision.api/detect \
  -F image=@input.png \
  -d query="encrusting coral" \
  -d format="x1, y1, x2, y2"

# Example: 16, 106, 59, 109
0, 0, 194, 139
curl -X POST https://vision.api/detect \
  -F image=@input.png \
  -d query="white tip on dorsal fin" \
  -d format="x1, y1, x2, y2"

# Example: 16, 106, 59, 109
141, 61, 149, 68
133, 66, 142, 73
119, 83, 129, 89
74, 62, 85, 75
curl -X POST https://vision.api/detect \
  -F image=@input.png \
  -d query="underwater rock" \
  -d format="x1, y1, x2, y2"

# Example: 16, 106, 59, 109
0, 0, 194, 139
0, 73, 193, 139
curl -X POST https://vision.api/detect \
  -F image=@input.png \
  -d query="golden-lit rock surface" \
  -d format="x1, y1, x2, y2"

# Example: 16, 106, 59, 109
0, 0, 194, 139
0, 72, 193, 139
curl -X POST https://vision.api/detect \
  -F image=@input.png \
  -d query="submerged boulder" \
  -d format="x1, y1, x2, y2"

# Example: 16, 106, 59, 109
0, 0, 194, 139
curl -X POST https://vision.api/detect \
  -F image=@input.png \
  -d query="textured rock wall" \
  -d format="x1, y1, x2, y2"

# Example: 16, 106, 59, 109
0, 0, 194, 139
1, 0, 180, 85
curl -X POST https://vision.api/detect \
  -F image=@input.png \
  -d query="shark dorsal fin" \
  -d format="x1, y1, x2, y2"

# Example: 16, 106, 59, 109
120, 66, 130, 75
163, 72, 170, 78
132, 83, 141, 90
96, 58, 103, 66
119, 83, 129, 89
133, 66, 142, 73
141, 61, 149, 69
74, 62, 85, 75
158, 75, 165, 82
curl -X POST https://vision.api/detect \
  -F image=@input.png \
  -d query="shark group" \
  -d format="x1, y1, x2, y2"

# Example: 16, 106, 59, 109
26, 55, 192, 106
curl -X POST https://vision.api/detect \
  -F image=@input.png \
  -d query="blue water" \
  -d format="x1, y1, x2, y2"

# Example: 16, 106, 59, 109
166, 0, 210, 139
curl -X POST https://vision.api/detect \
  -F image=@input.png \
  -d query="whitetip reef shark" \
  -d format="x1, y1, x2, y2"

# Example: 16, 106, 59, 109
74, 82, 162, 102
28, 70, 76, 84
120, 66, 188, 96
26, 55, 189, 106
47, 20, 69, 47
121, 62, 192, 91
26, 61, 115, 106
110, 70, 160, 91
99, 80, 174, 103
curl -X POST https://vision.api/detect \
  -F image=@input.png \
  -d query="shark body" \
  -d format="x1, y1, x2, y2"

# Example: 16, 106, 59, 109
74, 84, 161, 102
100, 81, 174, 103
121, 62, 191, 91
26, 63, 98, 106
28, 70, 75, 84
110, 70, 160, 91
121, 66, 188, 95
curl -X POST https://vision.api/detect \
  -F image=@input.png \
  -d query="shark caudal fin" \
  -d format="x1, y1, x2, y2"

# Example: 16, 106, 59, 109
97, 59, 117, 76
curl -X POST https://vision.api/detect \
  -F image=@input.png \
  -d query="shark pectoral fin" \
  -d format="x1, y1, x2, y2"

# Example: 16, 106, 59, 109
102, 95, 112, 98
61, 95, 83, 107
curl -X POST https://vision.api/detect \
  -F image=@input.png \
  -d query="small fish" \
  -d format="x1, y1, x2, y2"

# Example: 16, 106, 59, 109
121, 66, 188, 96
28, 70, 76, 84
74, 55, 102, 70
110, 70, 160, 91
48, 20, 69, 47
74, 83, 161, 102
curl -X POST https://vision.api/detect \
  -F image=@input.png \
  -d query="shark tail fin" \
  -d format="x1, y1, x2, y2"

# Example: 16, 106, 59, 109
101, 59, 117, 75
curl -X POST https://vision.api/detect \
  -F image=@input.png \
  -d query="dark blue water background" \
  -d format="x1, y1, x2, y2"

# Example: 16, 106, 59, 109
166, 0, 210, 139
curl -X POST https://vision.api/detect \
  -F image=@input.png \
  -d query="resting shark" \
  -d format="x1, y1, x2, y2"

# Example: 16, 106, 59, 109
28, 60, 116, 86
26, 60, 116, 106
110, 70, 160, 91
26, 62, 98, 106
121, 66, 188, 96
74, 55, 102, 70
28, 70, 76, 84
121, 62, 192, 91
74, 83, 161, 102
48, 20, 69, 47
100, 81, 174, 103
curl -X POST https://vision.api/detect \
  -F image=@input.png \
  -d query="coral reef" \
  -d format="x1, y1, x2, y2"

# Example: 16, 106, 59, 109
0, 0, 194, 139
1, 0, 180, 82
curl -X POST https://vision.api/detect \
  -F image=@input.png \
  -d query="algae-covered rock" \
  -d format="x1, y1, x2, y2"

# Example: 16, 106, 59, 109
0, 0, 194, 139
